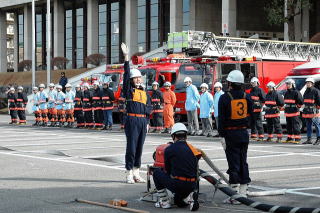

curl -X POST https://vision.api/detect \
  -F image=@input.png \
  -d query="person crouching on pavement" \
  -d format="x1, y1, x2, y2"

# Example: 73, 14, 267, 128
152, 123, 200, 211
199, 83, 214, 137
121, 43, 152, 184
218, 70, 252, 204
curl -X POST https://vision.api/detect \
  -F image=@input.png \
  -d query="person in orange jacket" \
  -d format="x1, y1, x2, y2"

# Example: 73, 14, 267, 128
162, 81, 176, 133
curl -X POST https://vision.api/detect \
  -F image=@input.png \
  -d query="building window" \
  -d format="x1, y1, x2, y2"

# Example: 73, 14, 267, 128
76, 8, 84, 68
98, 3, 107, 56
18, 14, 24, 63
110, 2, 119, 63
137, 0, 146, 52
137, 0, 169, 53
182, 0, 190, 31
64, 2, 87, 69
150, 0, 159, 51
65, 9, 73, 69
36, 13, 43, 69
98, 0, 122, 64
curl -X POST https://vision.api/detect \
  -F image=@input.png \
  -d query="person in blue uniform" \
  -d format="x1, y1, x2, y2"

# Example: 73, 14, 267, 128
152, 123, 200, 211
218, 70, 253, 204
121, 43, 152, 184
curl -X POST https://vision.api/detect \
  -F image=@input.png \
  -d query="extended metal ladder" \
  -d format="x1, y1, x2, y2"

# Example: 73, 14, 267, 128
167, 31, 320, 61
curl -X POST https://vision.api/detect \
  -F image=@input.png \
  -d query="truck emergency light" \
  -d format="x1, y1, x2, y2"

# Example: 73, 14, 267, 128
131, 55, 144, 65
106, 64, 124, 69
288, 68, 320, 76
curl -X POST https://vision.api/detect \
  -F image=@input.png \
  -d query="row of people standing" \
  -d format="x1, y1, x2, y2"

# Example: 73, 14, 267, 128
29, 81, 115, 129
250, 77, 320, 145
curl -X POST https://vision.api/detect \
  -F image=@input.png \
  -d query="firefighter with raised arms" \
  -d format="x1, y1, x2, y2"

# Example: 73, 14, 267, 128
121, 43, 152, 184
284, 79, 303, 143
264, 81, 284, 143
218, 70, 252, 204
249, 77, 266, 141
301, 77, 320, 145
152, 123, 200, 211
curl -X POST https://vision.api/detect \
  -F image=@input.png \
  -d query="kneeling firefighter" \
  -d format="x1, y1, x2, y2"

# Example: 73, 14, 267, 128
218, 70, 253, 204
152, 123, 201, 211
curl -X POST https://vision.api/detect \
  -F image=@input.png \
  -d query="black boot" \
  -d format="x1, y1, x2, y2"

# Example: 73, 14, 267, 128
302, 137, 312, 144
313, 137, 320, 145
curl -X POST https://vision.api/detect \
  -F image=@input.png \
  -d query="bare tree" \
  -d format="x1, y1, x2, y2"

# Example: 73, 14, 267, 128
18, 60, 32, 72
52, 57, 69, 70
85, 54, 106, 67
264, 0, 311, 41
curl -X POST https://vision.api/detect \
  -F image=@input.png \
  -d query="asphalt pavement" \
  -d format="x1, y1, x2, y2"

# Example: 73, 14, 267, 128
0, 114, 320, 213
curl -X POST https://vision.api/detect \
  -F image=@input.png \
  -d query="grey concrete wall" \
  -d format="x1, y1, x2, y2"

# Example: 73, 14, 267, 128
13, 13, 18, 72
237, 0, 282, 32
23, 4, 32, 60
125, 0, 138, 56
169, 0, 182, 33
53, 0, 65, 57
194, 0, 221, 35
87, 0, 99, 56
0, 10, 7, 73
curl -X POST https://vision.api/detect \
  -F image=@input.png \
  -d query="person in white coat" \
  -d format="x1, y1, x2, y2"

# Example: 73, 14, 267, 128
213, 82, 224, 137
200, 83, 214, 137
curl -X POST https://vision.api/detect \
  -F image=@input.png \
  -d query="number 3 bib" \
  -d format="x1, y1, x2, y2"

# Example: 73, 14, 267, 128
228, 92, 248, 120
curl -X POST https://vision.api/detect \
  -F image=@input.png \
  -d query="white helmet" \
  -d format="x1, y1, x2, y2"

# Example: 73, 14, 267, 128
56, 85, 62, 89
83, 83, 90, 88
184, 77, 192, 83
130, 68, 142, 78
214, 82, 223, 88
164, 82, 171, 87
200, 83, 208, 89
226, 70, 244, 84
49, 83, 55, 87
93, 81, 100, 86
75, 84, 81, 88
306, 77, 315, 84
267, 81, 276, 88
9, 87, 15, 91
250, 77, 259, 84
33, 87, 38, 91
65, 83, 72, 88
152, 81, 159, 86
286, 78, 295, 85
39, 84, 45, 88
17, 86, 23, 90
171, 123, 188, 136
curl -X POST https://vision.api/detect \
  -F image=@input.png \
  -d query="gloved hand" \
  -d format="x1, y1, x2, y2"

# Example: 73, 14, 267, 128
221, 138, 226, 150
121, 43, 129, 61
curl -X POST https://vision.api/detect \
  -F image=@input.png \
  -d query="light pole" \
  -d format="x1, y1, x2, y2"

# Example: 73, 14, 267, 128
31, 0, 35, 88
47, 0, 51, 86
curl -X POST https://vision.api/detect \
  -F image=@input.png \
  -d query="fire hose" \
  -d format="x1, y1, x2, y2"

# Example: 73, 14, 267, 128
199, 149, 320, 213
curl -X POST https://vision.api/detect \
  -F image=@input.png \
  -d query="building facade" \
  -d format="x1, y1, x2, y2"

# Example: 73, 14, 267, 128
0, 0, 319, 72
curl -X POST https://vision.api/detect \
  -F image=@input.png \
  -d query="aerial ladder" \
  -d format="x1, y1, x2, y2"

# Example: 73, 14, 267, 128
167, 31, 320, 61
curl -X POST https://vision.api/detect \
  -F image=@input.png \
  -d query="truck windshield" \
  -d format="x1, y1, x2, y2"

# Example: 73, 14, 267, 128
175, 64, 213, 92
100, 73, 121, 91
276, 78, 306, 96
139, 68, 156, 91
